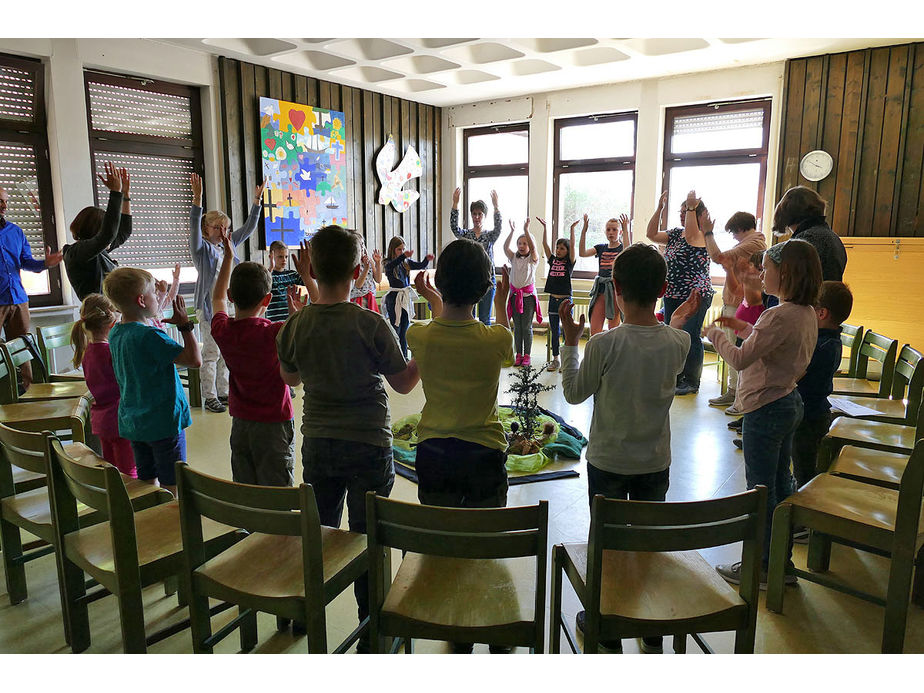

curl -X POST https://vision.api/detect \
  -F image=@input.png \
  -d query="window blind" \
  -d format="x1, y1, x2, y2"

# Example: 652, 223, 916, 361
86, 79, 193, 140
0, 141, 47, 258
672, 108, 765, 137
0, 62, 36, 124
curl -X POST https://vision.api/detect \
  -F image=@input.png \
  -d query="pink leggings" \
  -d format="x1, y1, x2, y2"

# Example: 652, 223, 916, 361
101, 436, 137, 478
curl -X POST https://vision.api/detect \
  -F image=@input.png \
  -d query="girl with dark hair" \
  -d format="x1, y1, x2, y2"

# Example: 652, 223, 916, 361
62, 161, 132, 301
537, 215, 576, 371
772, 186, 847, 281
450, 186, 502, 324
383, 235, 433, 357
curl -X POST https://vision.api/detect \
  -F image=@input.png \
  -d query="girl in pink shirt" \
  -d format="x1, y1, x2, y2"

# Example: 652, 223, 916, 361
71, 293, 136, 477
704, 239, 822, 582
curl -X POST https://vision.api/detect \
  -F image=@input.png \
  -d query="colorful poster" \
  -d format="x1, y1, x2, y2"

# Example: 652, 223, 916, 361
260, 97, 348, 247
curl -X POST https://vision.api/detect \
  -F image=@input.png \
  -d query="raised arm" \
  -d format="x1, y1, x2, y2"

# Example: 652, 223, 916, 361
647, 191, 670, 245
700, 212, 727, 264
211, 230, 234, 316
189, 173, 205, 256
109, 167, 132, 251
558, 299, 600, 404
414, 272, 442, 319
683, 190, 706, 248
407, 252, 433, 270
578, 214, 595, 257
384, 360, 420, 394
523, 218, 538, 262
355, 254, 371, 288
503, 220, 516, 260
706, 312, 784, 372
488, 189, 502, 240
65, 161, 124, 263
291, 240, 319, 303
537, 217, 553, 258
231, 180, 266, 246
450, 187, 462, 237
619, 213, 632, 249
568, 219, 577, 262
164, 296, 202, 368
372, 249, 383, 283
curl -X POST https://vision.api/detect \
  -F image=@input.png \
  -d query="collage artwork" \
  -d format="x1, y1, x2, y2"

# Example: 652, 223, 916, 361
260, 96, 348, 247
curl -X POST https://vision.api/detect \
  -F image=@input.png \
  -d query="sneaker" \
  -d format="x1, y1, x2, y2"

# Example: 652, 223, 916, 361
674, 380, 699, 396
576, 610, 622, 653
639, 636, 663, 654
727, 418, 743, 431
218, 394, 229, 405
715, 561, 797, 589
792, 527, 810, 544
514, 354, 523, 367
725, 404, 743, 416
204, 397, 226, 413
733, 438, 742, 449
708, 390, 736, 407
522, 354, 531, 367
548, 358, 560, 371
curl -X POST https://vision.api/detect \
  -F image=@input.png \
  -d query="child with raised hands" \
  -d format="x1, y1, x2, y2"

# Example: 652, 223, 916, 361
537, 217, 576, 371
189, 172, 266, 413
579, 213, 631, 335
349, 243, 382, 313
503, 219, 541, 366
103, 268, 201, 495
210, 231, 295, 486
559, 242, 695, 654
70, 293, 136, 477
382, 236, 433, 357
705, 239, 822, 586
266, 240, 314, 322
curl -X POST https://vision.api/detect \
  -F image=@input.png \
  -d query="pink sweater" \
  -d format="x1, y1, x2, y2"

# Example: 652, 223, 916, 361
707, 301, 817, 414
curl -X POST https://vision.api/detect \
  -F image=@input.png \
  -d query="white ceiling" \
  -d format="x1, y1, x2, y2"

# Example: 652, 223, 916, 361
156, 37, 906, 107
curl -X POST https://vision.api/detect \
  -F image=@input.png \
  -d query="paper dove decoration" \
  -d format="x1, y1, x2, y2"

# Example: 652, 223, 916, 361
376, 135, 422, 213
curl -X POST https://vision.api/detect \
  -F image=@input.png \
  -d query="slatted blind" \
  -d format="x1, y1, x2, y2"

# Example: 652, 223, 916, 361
0, 63, 35, 123
91, 152, 194, 269
672, 108, 766, 137
86, 79, 193, 140
0, 141, 47, 258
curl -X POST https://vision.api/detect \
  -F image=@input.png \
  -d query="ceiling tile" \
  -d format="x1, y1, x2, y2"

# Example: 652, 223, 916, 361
328, 38, 413, 61
565, 47, 631, 66
201, 38, 297, 56
272, 50, 355, 71
514, 38, 598, 53
623, 38, 710, 56
383, 55, 461, 74
509, 59, 562, 76
391, 78, 446, 92
329, 65, 404, 83
442, 42, 525, 64
441, 69, 502, 85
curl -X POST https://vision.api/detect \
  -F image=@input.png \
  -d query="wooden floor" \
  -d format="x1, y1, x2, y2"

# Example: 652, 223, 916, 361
1, 335, 922, 655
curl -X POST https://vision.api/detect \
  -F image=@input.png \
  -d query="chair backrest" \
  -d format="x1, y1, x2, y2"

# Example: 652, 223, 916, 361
175, 462, 323, 591
891, 346, 924, 418
0, 335, 49, 384
894, 439, 924, 553
0, 354, 18, 405
855, 330, 898, 395
840, 324, 863, 377
585, 488, 767, 615
0, 422, 48, 499
36, 322, 76, 375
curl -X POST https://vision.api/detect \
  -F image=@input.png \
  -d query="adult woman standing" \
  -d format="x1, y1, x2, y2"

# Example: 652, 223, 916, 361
450, 187, 501, 324
772, 186, 846, 281
646, 189, 714, 395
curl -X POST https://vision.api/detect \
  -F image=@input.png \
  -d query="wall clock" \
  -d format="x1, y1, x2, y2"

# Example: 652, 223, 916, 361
799, 150, 834, 182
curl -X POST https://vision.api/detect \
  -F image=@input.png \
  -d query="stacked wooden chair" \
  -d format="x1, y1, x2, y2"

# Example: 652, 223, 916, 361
831, 330, 898, 398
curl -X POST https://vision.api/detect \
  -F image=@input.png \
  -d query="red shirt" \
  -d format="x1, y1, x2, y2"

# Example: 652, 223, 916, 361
210, 312, 293, 422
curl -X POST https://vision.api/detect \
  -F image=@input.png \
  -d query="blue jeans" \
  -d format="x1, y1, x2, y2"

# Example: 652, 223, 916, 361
473, 282, 495, 325
742, 390, 803, 566
662, 294, 710, 387
384, 292, 410, 357
130, 431, 186, 486
547, 296, 569, 358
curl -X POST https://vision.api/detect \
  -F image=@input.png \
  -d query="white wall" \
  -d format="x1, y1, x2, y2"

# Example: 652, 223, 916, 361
441, 62, 786, 286
0, 38, 222, 307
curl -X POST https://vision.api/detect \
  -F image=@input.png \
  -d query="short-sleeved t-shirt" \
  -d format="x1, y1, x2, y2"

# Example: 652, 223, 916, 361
544, 255, 575, 296
276, 301, 407, 447
664, 227, 714, 301
594, 243, 622, 277
407, 318, 514, 450
109, 321, 191, 442
211, 312, 293, 423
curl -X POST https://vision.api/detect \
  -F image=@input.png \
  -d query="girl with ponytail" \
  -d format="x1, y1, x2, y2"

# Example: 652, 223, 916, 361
71, 294, 136, 477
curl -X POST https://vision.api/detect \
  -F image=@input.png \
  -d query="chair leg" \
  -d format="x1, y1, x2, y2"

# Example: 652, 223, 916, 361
807, 532, 832, 572
550, 546, 563, 655
187, 369, 202, 408
188, 593, 214, 654
304, 609, 327, 654
239, 606, 258, 652
404, 637, 413, 653
673, 634, 687, 654
163, 574, 177, 597
881, 551, 915, 653
0, 519, 27, 604
60, 555, 90, 652
117, 588, 148, 654
766, 504, 793, 613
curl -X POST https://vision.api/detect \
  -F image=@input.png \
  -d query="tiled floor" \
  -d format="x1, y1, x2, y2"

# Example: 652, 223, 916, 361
1, 336, 922, 654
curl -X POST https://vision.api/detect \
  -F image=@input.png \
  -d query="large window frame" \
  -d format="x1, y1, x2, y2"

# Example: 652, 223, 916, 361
661, 98, 772, 282
462, 122, 530, 269
84, 70, 205, 292
552, 112, 638, 279
0, 52, 62, 307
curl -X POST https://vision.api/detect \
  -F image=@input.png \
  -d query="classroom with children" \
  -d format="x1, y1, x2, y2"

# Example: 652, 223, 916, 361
0, 28, 922, 663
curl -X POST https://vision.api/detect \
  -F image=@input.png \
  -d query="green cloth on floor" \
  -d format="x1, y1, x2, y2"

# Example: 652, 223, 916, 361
542, 429, 587, 460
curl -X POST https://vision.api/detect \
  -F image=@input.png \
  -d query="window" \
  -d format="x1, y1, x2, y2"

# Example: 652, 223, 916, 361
552, 113, 637, 277
462, 123, 529, 268
85, 71, 204, 288
0, 53, 61, 306
662, 99, 771, 279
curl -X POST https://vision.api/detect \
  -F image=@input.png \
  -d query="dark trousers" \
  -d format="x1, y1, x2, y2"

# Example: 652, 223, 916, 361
301, 437, 395, 621
384, 292, 410, 357
130, 431, 186, 487
791, 412, 833, 489
587, 463, 670, 505
547, 296, 569, 358
415, 437, 508, 508
472, 283, 495, 325
662, 294, 710, 388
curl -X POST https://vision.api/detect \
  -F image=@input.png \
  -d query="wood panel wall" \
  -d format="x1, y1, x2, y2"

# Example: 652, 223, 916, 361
216, 56, 441, 264
777, 42, 923, 237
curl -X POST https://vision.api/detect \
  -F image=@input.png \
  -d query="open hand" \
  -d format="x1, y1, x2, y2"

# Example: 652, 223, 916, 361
291, 239, 313, 280
522, 218, 530, 233
98, 161, 121, 192
171, 263, 181, 286
253, 179, 267, 205
191, 173, 202, 204
119, 167, 131, 197
372, 249, 382, 264
668, 290, 702, 330
425, 253, 434, 262
714, 316, 749, 332
44, 247, 63, 268
452, 187, 461, 206
287, 285, 307, 315
701, 211, 715, 234
163, 295, 190, 327
490, 189, 498, 209
618, 213, 630, 231
558, 299, 585, 346
403, 249, 413, 258
686, 189, 700, 210
536, 217, 547, 227
657, 190, 668, 210
582, 213, 589, 228
361, 254, 371, 270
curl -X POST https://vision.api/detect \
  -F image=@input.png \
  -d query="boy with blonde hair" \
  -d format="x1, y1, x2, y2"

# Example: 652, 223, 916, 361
103, 267, 201, 494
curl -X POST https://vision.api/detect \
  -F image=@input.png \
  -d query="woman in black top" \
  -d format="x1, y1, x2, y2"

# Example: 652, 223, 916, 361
62, 162, 132, 301
772, 186, 847, 281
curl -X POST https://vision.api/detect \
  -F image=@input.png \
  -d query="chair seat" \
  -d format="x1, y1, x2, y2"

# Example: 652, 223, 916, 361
64, 500, 235, 578
832, 378, 881, 395
829, 446, 909, 487
12, 464, 44, 491
831, 396, 909, 420
19, 382, 89, 402
827, 418, 916, 453
381, 553, 537, 629
561, 543, 745, 622
0, 397, 89, 428
196, 527, 366, 600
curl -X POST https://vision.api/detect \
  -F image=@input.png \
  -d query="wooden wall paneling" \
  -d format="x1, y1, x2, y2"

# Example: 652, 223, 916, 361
362, 90, 376, 249
318, 80, 331, 110
896, 44, 924, 237
873, 46, 909, 237
417, 104, 430, 257
238, 61, 258, 261
818, 52, 847, 205
433, 105, 441, 252
248, 65, 268, 260
281, 71, 293, 103
268, 68, 282, 101
217, 58, 244, 230
295, 74, 308, 106
854, 48, 890, 237
400, 99, 411, 243
371, 92, 384, 251
381, 95, 394, 243
798, 56, 825, 191
339, 85, 355, 230
846, 50, 872, 237
832, 51, 866, 236
779, 59, 806, 195
406, 100, 419, 254
351, 87, 366, 241
329, 83, 341, 112
307, 77, 319, 106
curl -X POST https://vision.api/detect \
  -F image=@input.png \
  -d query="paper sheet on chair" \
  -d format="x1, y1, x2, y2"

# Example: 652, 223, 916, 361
828, 396, 883, 417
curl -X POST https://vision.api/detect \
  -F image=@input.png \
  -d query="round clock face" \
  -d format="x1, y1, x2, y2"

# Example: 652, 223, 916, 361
800, 150, 834, 182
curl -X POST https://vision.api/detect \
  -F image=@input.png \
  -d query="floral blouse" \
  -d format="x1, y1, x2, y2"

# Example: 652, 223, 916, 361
664, 227, 714, 301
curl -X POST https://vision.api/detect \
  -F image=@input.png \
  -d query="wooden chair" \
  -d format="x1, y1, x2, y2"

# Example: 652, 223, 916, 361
36, 322, 85, 382
47, 441, 241, 653
0, 337, 89, 402
161, 307, 202, 408
817, 401, 923, 474
550, 488, 766, 654
366, 494, 548, 654
176, 462, 368, 653
837, 323, 864, 377
831, 330, 898, 398
765, 441, 924, 653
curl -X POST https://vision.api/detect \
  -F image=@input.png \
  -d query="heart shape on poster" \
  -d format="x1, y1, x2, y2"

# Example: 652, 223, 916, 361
265, 138, 276, 149
289, 109, 306, 131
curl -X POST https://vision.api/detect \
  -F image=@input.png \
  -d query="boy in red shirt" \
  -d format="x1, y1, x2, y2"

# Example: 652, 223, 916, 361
211, 231, 295, 486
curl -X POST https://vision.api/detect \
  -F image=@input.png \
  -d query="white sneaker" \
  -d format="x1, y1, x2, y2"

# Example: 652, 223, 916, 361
725, 404, 743, 416
548, 358, 560, 371
708, 390, 736, 407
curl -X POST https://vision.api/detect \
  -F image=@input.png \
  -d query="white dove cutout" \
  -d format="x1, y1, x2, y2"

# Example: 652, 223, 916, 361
376, 134, 422, 213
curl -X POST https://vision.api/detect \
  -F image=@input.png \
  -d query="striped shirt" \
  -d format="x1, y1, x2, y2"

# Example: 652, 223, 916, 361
267, 269, 304, 322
